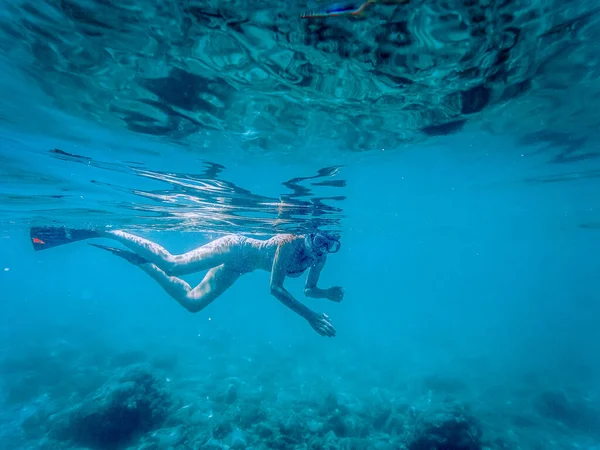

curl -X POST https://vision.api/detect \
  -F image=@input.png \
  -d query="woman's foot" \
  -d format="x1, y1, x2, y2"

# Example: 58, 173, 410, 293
88, 243, 149, 266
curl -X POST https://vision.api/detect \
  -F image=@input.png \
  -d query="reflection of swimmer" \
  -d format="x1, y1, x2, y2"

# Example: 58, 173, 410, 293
30, 227, 344, 337
301, 0, 409, 19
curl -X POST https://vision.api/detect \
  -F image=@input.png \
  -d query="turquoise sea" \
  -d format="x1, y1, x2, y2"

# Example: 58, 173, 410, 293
1, 1, 600, 449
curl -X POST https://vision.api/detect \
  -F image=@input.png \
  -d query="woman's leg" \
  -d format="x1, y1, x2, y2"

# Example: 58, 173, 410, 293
29, 226, 239, 277
102, 230, 239, 276
140, 263, 241, 313
90, 242, 241, 313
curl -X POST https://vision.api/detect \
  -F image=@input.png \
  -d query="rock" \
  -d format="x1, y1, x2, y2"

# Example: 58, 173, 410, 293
322, 392, 338, 413
372, 441, 396, 450
534, 389, 599, 431
307, 419, 323, 434
172, 404, 213, 426
255, 423, 275, 439
212, 420, 233, 440
236, 403, 267, 428
150, 425, 184, 447
225, 384, 238, 404
326, 412, 357, 438
324, 430, 337, 442
49, 364, 172, 448
226, 428, 247, 449
372, 407, 393, 431
134, 443, 160, 450
202, 437, 226, 449
279, 415, 305, 443
408, 405, 483, 450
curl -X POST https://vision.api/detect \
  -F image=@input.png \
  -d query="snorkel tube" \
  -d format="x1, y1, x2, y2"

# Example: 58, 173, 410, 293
300, 0, 409, 19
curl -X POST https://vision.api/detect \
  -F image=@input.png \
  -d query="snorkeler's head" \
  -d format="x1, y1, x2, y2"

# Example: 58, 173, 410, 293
307, 231, 341, 255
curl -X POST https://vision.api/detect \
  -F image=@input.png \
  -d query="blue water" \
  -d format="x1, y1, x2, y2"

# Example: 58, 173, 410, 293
2, 1, 600, 449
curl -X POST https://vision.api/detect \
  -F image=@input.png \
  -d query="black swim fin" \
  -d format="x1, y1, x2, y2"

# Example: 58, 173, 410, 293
30, 226, 100, 251
88, 243, 149, 266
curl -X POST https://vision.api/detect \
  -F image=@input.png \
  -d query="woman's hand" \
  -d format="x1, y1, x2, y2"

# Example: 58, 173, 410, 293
325, 286, 344, 302
307, 313, 336, 337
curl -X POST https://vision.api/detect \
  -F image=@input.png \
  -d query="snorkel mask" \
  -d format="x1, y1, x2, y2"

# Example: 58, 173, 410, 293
308, 231, 341, 255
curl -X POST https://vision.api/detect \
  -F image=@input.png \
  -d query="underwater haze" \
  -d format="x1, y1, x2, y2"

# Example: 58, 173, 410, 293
1, 1, 600, 449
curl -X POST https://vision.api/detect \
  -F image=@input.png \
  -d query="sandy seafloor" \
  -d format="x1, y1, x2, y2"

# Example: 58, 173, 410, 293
0, 323, 599, 450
